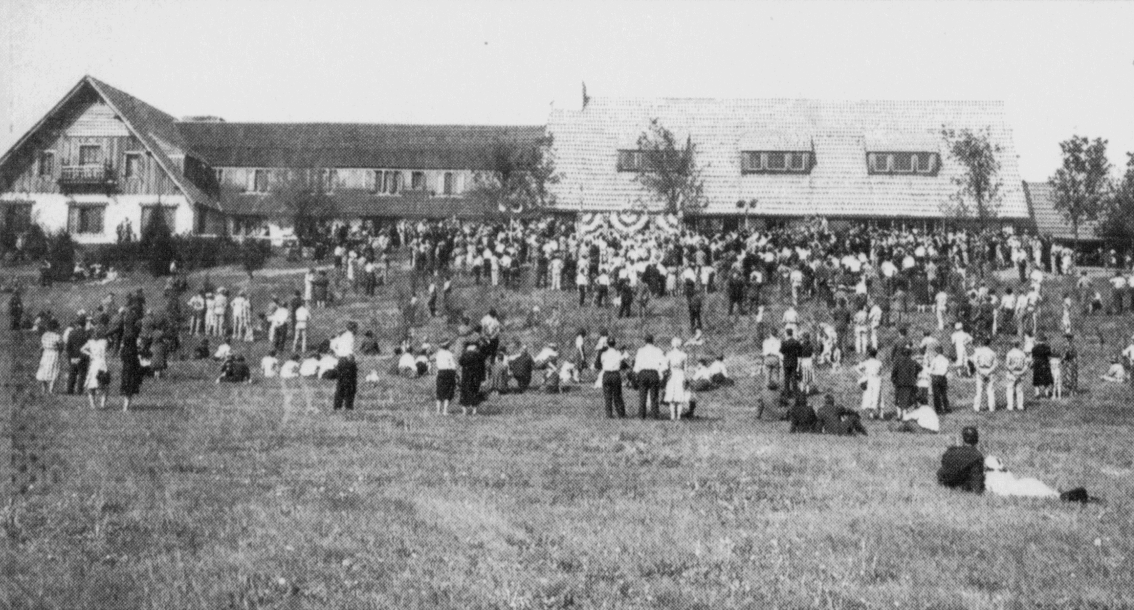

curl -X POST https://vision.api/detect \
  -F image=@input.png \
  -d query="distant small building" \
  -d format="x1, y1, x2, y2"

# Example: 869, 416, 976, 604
1022, 181, 1101, 245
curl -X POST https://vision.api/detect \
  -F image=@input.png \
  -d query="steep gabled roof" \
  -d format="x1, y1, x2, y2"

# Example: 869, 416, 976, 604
177, 122, 545, 170
85, 77, 220, 211
1023, 181, 1100, 241
0, 76, 221, 211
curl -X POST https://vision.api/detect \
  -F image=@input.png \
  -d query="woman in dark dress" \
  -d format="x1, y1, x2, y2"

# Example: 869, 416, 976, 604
119, 327, 144, 411
1031, 334, 1054, 398
458, 343, 482, 415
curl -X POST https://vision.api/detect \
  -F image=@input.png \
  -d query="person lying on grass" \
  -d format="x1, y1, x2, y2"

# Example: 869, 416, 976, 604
1100, 359, 1127, 383
983, 456, 1100, 504
892, 400, 940, 434
279, 353, 300, 379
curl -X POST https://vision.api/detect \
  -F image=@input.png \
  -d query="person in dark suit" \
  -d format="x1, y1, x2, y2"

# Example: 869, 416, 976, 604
891, 346, 921, 416
780, 329, 803, 397
937, 426, 985, 494
65, 318, 90, 394
787, 393, 818, 433
509, 344, 534, 393
816, 394, 868, 436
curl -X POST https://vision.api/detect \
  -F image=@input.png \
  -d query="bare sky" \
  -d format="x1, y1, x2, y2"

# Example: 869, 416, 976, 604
1, 0, 1132, 181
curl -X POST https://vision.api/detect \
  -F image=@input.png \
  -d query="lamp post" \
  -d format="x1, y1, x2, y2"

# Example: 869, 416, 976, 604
736, 199, 758, 230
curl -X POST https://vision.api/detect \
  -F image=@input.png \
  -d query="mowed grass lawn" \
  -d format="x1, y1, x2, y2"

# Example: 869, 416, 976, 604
3, 257, 1134, 609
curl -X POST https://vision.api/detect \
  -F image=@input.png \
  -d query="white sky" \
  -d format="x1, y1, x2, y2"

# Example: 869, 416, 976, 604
1, 0, 1132, 181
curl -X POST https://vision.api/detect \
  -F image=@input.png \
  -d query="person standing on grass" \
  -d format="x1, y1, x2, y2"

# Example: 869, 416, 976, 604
891, 346, 921, 418
1031, 333, 1054, 400
330, 321, 357, 411
928, 344, 951, 414
270, 300, 290, 353
633, 334, 665, 420
663, 337, 691, 421
81, 327, 110, 410
64, 316, 90, 395
971, 337, 998, 412
600, 337, 627, 418
293, 300, 310, 354
36, 319, 63, 395
458, 342, 483, 415
119, 324, 143, 412
858, 346, 883, 417
433, 339, 457, 415
187, 290, 205, 336
780, 328, 803, 397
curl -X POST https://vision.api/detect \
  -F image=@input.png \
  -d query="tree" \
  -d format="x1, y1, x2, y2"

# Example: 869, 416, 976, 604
941, 127, 1004, 234
241, 239, 271, 280
47, 232, 75, 282
1096, 152, 1134, 254
263, 169, 337, 246
468, 134, 559, 216
140, 207, 176, 276
1051, 135, 1112, 255
632, 119, 707, 219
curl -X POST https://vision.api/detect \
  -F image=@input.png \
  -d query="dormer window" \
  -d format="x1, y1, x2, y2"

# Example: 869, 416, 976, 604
741, 151, 813, 174
867, 152, 939, 175
616, 150, 683, 173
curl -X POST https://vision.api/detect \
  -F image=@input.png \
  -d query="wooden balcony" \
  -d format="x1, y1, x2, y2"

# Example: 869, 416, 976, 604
59, 164, 117, 193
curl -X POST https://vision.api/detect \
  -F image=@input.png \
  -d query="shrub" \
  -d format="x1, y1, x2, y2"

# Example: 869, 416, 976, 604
48, 232, 76, 281
241, 239, 271, 279
140, 211, 176, 276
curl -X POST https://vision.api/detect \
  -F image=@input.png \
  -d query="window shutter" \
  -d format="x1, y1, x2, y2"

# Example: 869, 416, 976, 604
456, 173, 465, 194
68, 207, 80, 233
245, 169, 255, 192
92, 207, 105, 234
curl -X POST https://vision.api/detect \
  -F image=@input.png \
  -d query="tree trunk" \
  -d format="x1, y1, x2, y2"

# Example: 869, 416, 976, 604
1073, 219, 1079, 269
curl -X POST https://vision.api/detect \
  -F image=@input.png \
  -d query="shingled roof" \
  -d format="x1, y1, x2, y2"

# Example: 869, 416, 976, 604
84, 77, 221, 211
1023, 181, 1100, 241
548, 97, 1030, 219
177, 122, 545, 170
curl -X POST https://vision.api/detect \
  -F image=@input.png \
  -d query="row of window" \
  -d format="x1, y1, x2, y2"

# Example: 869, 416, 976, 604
37, 148, 146, 179
0, 202, 177, 235
239, 168, 460, 196
616, 149, 941, 176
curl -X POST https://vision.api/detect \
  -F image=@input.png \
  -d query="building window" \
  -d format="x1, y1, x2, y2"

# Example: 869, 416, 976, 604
3, 202, 34, 233
214, 168, 225, 184
867, 152, 939, 175
250, 169, 270, 193
124, 153, 142, 179
443, 172, 455, 196
616, 149, 683, 172
232, 215, 267, 237
67, 205, 105, 235
78, 145, 103, 166
741, 151, 813, 174
38, 151, 55, 177
372, 170, 401, 195
411, 171, 426, 191
140, 205, 177, 231
315, 169, 336, 194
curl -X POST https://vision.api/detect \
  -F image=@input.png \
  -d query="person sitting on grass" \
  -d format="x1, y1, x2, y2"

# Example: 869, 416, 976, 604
983, 456, 1100, 504
557, 358, 579, 392
1100, 358, 1127, 383
937, 426, 984, 494
708, 354, 733, 387
279, 353, 301, 379
787, 393, 819, 433
414, 348, 431, 377
261, 350, 279, 378
193, 337, 211, 360
216, 354, 251, 384
213, 333, 233, 361
358, 331, 381, 356
299, 352, 321, 378
816, 393, 867, 436
487, 352, 511, 394
317, 351, 339, 380
509, 344, 534, 393
397, 349, 419, 378
893, 398, 941, 434
691, 359, 714, 392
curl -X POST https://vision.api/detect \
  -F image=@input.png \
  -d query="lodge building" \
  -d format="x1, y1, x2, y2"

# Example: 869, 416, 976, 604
1, 76, 1049, 245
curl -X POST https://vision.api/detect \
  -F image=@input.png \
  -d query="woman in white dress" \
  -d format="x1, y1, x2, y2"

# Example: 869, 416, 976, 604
663, 338, 690, 421
81, 328, 110, 410
36, 320, 63, 394
857, 346, 883, 418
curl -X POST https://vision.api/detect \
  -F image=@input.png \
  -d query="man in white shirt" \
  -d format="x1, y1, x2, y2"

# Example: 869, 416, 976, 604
928, 345, 951, 414
868, 302, 883, 350
1110, 272, 1127, 315
972, 337, 998, 412
762, 334, 782, 389
633, 334, 667, 419
279, 355, 300, 379
293, 303, 310, 353
950, 322, 972, 376
934, 290, 950, 331
270, 303, 290, 353
330, 321, 357, 411
600, 337, 626, 418
1004, 340, 1029, 411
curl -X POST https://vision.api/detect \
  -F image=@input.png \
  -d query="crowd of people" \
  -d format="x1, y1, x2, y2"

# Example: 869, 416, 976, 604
7, 216, 1129, 500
